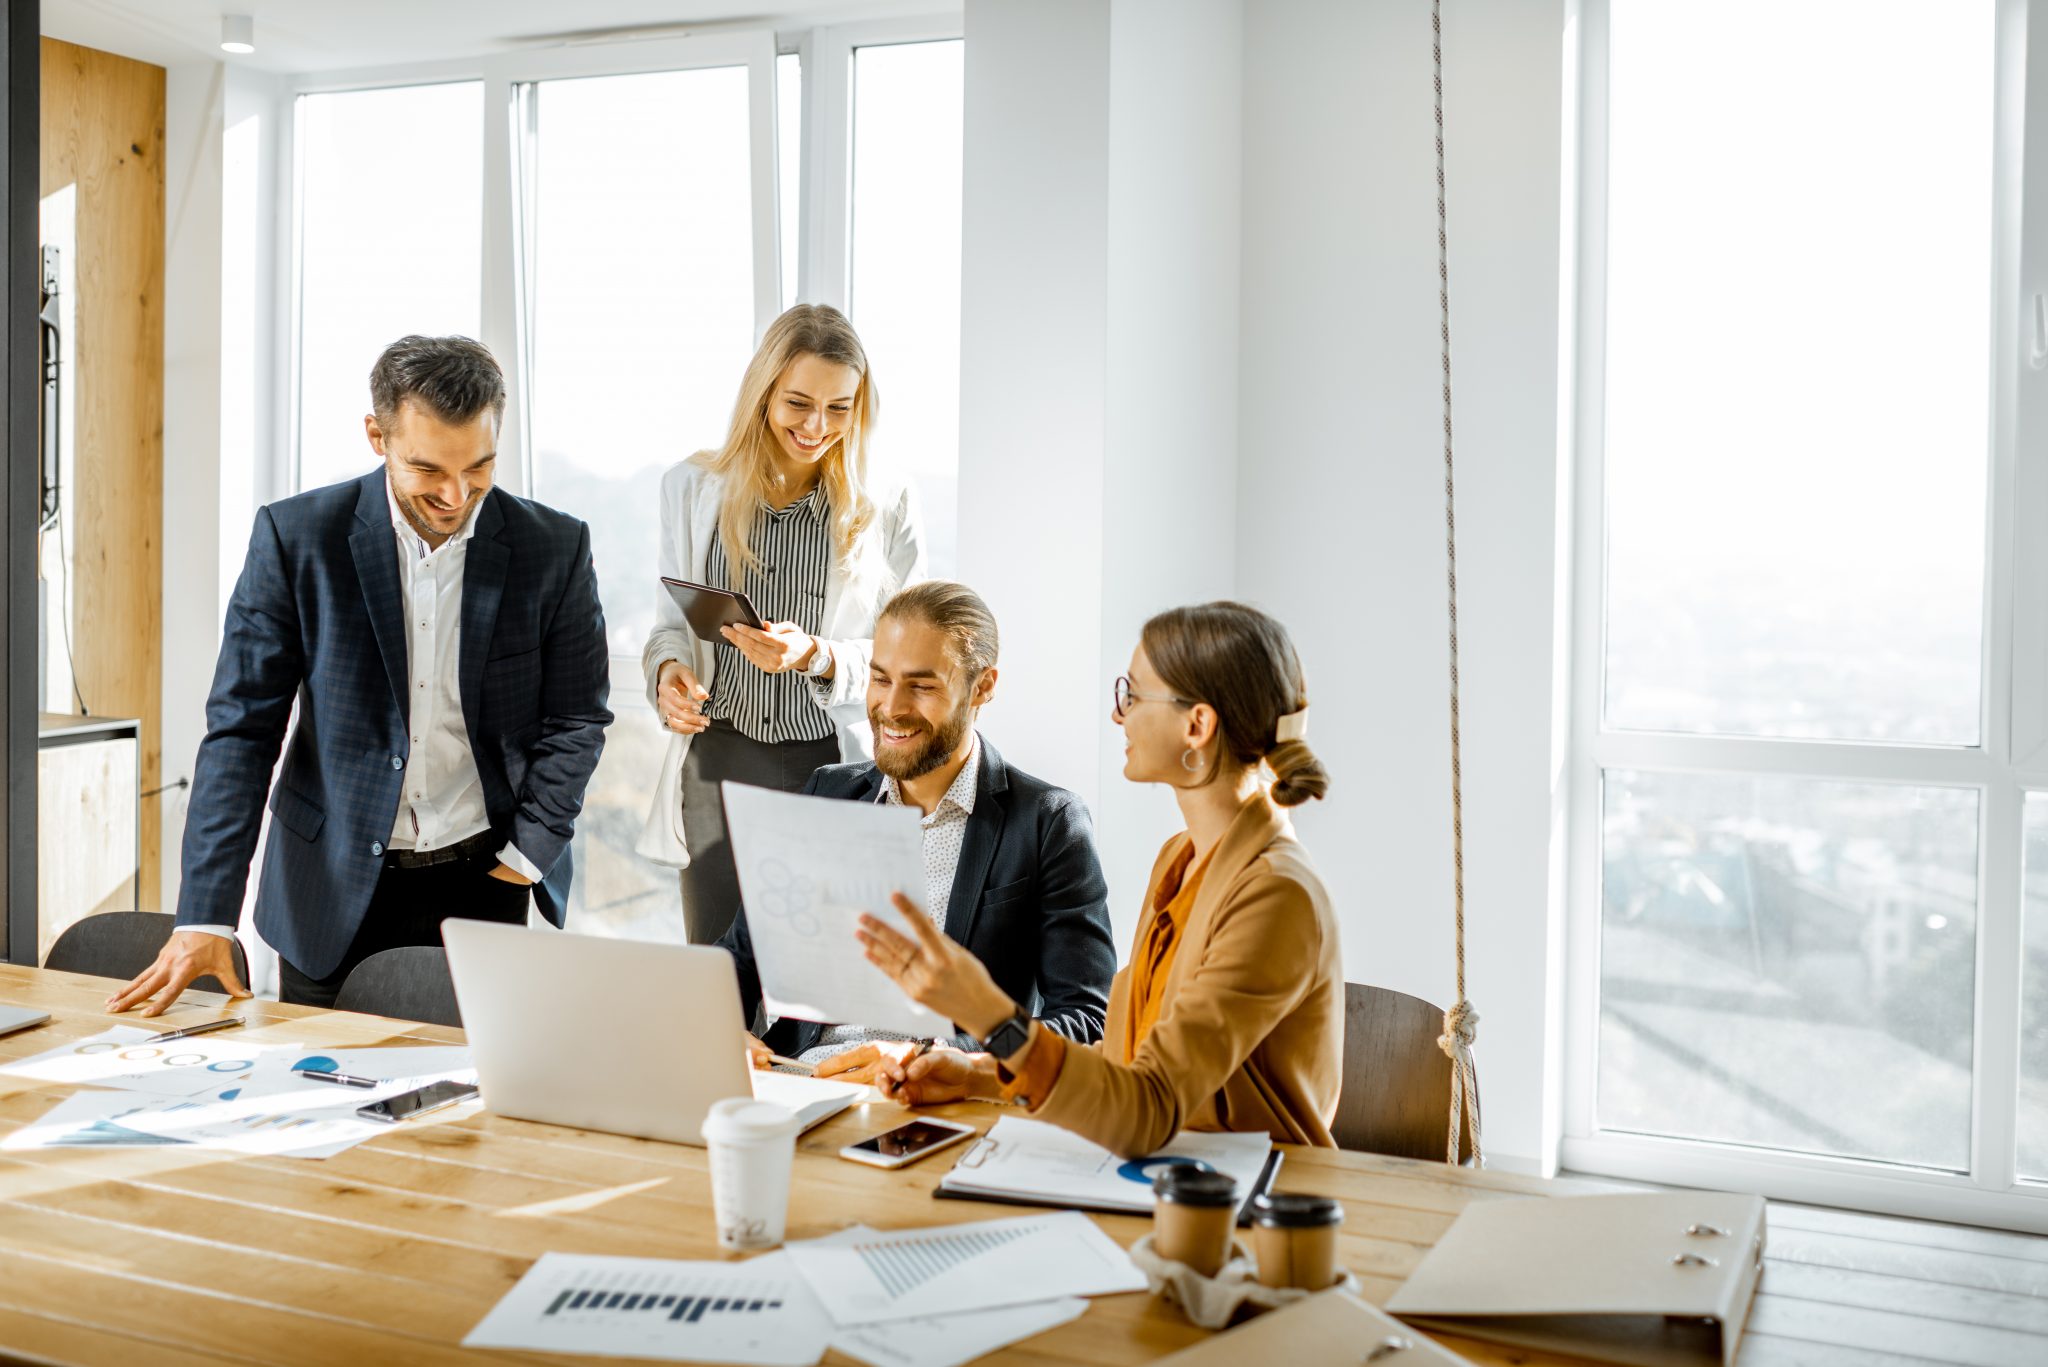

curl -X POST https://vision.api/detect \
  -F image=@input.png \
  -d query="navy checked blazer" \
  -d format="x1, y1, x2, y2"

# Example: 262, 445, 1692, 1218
175, 472, 613, 979
716, 737, 1118, 1055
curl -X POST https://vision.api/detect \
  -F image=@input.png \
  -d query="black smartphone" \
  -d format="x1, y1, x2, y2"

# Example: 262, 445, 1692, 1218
357, 1079, 481, 1124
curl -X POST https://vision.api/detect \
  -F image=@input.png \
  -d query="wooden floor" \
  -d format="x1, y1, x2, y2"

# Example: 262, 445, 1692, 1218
1744, 1201, 2048, 1366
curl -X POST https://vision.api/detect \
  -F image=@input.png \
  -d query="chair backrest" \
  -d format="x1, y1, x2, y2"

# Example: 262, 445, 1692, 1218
44, 912, 251, 997
1333, 981, 1475, 1163
334, 947, 463, 1027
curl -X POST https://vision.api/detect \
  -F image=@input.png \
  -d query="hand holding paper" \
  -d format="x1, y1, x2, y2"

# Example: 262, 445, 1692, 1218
722, 783, 950, 1037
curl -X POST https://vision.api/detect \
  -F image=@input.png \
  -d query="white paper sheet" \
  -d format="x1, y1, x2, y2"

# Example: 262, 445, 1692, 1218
0, 1026, 292, 1097
462, 1250, 833, 1366
1, 1085, 382, 1158
816, 1227, 1089, 1367
722, 782, 949, 1037
936, 1117, 1273, 1214
784, 1212, 1144, 1328
750, 1071, 868, 1132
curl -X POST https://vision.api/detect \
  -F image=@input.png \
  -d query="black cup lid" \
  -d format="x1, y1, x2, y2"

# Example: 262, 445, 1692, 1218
1151, 1166, 1239, 1207
1251, 1193, 1344, 1228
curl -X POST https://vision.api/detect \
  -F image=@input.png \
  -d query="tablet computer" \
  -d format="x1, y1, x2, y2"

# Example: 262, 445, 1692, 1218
661, 576, 767, 642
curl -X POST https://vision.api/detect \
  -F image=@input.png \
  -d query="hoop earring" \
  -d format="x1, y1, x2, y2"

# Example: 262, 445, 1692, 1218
1181, 747, 1205, 774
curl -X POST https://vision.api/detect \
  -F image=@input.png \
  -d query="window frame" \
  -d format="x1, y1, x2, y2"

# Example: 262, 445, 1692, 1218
789, 14, 964, 314
283, 33, 782, 501
1562, 0, 2048, 1231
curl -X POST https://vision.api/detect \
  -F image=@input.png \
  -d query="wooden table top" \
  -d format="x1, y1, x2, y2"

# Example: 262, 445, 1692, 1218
0, 962, 1864, 1367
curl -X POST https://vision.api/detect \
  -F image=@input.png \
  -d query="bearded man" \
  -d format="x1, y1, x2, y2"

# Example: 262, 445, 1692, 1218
716, 580, 1115, 1080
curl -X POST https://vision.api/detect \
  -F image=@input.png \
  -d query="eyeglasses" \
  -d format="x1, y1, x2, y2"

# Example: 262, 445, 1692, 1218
1113, 675, 1194, 720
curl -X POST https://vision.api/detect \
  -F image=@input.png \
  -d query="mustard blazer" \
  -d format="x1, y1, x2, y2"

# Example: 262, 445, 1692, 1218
1033, 791, 1343, 1157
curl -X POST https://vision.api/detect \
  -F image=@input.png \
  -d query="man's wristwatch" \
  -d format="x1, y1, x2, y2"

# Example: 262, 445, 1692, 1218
976, 1004, 1033, 1062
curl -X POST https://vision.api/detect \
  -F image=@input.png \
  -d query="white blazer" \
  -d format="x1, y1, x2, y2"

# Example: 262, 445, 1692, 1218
636, 456, 926, 866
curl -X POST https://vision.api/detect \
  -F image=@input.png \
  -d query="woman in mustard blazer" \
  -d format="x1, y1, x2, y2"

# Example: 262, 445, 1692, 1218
860, 601, 1342, 1158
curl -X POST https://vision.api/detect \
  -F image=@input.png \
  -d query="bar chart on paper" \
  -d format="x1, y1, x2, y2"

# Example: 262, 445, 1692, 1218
463, 1251, 831, 1365
785, 1212, 1147, 1327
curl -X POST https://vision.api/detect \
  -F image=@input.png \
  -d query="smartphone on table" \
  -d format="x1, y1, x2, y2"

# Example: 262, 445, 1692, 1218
357, 1079, 481, 1124
838, 1117, 977, 1169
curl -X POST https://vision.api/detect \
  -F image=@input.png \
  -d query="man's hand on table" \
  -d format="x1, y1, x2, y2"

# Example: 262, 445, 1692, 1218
105, 930, 251, 1017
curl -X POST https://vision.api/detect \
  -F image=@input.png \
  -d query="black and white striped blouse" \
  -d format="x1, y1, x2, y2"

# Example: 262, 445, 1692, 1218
704, 487, 837, 745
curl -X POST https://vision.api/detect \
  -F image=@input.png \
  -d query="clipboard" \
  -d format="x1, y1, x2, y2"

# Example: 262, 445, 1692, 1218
935, 1126, 1283, 1227
1153, 1290, 1477, 1365
1384, 1192, 1767, 1367
661, 576, 766, 642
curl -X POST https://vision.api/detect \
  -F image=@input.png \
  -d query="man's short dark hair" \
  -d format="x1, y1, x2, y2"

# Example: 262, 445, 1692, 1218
369, 335, 507, 432
879, 580, 999, 678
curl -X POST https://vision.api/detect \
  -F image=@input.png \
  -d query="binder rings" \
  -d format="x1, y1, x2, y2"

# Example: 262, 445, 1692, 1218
1385, 1192, 1767, 1367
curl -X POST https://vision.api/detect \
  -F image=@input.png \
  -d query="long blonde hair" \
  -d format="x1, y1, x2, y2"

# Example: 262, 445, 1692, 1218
696, 304, 882, 585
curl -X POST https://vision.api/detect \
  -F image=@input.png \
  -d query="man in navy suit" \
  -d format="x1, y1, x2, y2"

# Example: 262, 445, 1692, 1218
705, 581, 1117, 1077
111, 335, 612, 1012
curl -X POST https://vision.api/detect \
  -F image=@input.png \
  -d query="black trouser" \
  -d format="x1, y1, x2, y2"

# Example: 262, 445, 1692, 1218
279, 845, 531, 1008
678, 719, 841, 945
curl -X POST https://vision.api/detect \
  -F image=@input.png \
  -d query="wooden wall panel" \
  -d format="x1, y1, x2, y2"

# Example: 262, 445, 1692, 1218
39, 39, 164, 912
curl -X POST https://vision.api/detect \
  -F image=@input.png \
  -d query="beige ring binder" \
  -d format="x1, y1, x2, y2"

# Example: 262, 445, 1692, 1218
1383, 1192, 1768, 1367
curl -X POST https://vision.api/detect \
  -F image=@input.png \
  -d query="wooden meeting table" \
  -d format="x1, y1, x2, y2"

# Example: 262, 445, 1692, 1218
0, 963, 1653, 1366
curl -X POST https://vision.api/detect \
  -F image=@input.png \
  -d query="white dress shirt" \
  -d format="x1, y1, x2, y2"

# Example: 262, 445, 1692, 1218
385, 480, 542, 880
800, 734, 981, 1063
181, 483, 542, 944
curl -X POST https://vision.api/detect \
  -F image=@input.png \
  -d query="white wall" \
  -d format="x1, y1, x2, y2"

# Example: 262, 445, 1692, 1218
1096, 0, 1243, 947
960, 0, 1245, 946
956, 0, 1111, 817
160, 63, 285, 984
159, 60, 226, 917
961, 0, 1573, 1172
1236, 0, 1571, 1171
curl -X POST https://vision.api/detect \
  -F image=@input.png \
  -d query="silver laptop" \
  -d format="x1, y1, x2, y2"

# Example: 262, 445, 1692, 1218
441, 919, 861, 1146
0, 1005, 49, 1037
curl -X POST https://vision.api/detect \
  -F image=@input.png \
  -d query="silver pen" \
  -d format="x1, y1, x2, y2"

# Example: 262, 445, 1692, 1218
143, 1017, 244, 1044
295, 1068, 381, 1088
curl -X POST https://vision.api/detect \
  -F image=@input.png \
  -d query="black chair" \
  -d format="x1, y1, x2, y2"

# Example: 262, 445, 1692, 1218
334, 947, 463, 1028
44, 911, 251, 996
1331, 981, 1477, 1163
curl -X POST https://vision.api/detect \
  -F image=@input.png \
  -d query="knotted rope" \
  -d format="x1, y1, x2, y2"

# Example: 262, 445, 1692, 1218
1432, 0, 1482, 1168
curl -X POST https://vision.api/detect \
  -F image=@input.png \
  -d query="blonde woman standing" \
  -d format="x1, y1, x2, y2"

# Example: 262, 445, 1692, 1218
641, 305, 925, 943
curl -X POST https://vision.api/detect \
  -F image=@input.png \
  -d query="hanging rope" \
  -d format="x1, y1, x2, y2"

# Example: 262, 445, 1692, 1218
1432, 0, 1483, 1169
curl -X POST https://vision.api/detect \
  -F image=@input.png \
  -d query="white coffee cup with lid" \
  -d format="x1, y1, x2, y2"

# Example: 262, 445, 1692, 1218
702, 1097, 801, 1250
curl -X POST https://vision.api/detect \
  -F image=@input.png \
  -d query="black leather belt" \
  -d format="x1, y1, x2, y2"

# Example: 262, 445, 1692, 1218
386, 828, 498, 870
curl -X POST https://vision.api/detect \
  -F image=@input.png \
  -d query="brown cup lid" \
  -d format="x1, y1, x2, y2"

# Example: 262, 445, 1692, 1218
1152, 1165, 1239, 1208
1251, 1193, 1344, 1228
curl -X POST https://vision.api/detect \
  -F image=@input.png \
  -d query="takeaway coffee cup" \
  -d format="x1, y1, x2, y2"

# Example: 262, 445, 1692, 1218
702, 1097, 801, 1251
1151, 1166, 1240, 1278
1250, 1193, 1344, 1290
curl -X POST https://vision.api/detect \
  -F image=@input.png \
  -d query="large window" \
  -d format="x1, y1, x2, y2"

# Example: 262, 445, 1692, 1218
285, 26, 965, 942
521, 61, 764, 941
1569, 0, 2048, 1225
294, 82, 481, 492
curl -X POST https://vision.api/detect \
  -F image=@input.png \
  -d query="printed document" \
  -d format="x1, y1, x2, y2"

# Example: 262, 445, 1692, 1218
784, 1212, 1144, 1327
936, 1117, 1273, 1214
464, 1250, 833, 1365
0, 1025, 292, 1097
722, 782, 950, 1037
816, 1227, 1088, 1367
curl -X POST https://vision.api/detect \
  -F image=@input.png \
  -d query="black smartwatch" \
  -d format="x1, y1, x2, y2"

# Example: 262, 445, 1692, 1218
976, 1004, 1033, 1061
